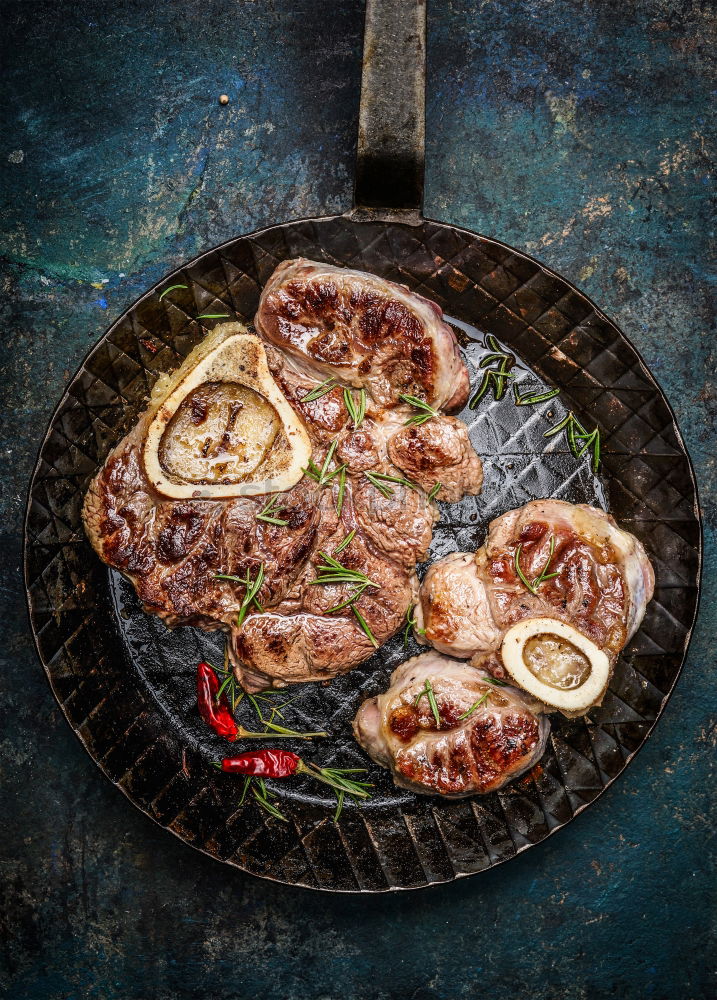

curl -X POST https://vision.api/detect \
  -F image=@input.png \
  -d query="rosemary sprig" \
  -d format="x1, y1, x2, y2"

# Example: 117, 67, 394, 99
303, 442, 346, 488
514, 535, 559, 596
344, 387, 367, 428
544, 411, 584, 455
363, 470, 416, 497
297, 761, 372, 803
219, 563, 265, 628
210, 658, 320, 737
208, 651, 245, 712
158, 283, 188, 300
301, 378, 337, 402
256, 494, 289, 526
320, 439, 339, 482
486, 676, 510, 687
351, 604, 379, 648
324, 583, 369, 614
252, 781, 288, 822
333, 791, 345, 822
334, 528, 356, 554
234, 724, 326, 740
544, 412, 601, 471
427, 482, 442, 502
197, 313, 230, 319
457, 690, 491, 720
311, 551, 378, 589
469, 334, 516, 408
243, 692, 327, 739
399, 393, 439, 426
335, 464, 347, 517
575, 426, 601, 473
414, 678, 441, 727
214, 567, 265, 624
403, 603, 426, 648
239, 775, 252, 805
313, 550, 378, 643
469, 363, 515, 407
363, 471, 392, 498
513, 384, 560, 406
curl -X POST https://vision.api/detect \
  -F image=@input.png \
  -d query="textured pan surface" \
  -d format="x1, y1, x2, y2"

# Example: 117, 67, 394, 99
24, 216, 701, 891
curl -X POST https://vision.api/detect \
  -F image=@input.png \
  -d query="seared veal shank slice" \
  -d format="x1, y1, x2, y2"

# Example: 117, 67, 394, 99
255, 258, 470, 411
353, 652, 549, 797
417, 500, 655, 714
83, 262, 483, 692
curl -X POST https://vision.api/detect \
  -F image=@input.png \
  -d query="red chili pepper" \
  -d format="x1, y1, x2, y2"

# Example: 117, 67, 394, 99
221, 749, 300, 778
197, 661, 238, 741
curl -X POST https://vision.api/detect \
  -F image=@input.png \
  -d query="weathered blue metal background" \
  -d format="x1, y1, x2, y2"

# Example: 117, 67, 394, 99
1, 1, 714, 997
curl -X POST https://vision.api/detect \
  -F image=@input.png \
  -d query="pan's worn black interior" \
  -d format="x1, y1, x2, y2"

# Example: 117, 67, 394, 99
24, 216, 701, 890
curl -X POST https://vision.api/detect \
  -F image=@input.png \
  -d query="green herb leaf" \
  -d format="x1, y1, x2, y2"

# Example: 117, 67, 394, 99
427, 482, 442, 502
197, 313, 231, 319
513, 384, 560, 406
158, 283, 188, 300
403, 603, 426, 648
324, 583, 369, 614
311, 551, 378, 589
543, 411, 600, 469
363, 470, 416, 495
414, 677, 441, 727
252, 784, 288, 822
352, 604, 379, 648
363, 470, 393, 497
237, 564, 265, 628
469, 338, 516, 408
457, 690, 490, 720
297, 760, 372, 802
333, 790, 345, 822
335, 464, 347, 517
515, 535, 559, 596
400, 393, 439, 426
301, 378, 337, 402
256, 494, 289, 526
344, 387, 367, 428
334, 528, 356, 554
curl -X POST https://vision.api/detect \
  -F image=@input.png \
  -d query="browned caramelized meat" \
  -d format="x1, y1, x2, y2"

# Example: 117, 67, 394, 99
353, 652, 549, 797
417, 500, 654, 714
387, 417, 483, 502
256, 258, 470, 411
83, 263, 483, 691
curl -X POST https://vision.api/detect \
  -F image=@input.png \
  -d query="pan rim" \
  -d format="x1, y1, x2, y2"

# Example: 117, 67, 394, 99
23, 210, 704, 893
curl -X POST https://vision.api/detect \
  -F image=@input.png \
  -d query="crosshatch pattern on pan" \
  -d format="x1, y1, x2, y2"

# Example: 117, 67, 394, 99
25, 216, 701, 892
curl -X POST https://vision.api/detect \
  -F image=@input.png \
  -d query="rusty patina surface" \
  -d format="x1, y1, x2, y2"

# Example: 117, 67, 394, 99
0, 0, 714, 997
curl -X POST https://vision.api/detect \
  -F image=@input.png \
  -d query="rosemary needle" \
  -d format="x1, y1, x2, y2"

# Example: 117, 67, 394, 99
301, 378, 337, 402
457, 690, 490, 720
414, 678, 441, 727
158, 283, 188, 300
256, 495, 289, 526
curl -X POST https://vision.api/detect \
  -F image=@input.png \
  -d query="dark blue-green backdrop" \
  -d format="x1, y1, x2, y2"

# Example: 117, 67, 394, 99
1, 2, 714, 998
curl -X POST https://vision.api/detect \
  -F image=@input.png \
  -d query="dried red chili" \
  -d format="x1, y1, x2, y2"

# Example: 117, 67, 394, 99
197, 661, 238, 741
221, 749, 300, 778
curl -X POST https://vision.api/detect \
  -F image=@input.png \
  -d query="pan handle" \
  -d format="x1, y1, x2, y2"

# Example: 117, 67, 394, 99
353, 0, 425, 216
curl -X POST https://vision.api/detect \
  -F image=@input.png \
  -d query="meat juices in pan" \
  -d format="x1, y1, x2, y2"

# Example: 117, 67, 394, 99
82, 259, 483, 692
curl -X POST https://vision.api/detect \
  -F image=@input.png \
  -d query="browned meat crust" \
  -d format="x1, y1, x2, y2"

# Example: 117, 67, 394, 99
387, 417, 483, 502
83, 261, 483, 691
256, 258, 470, 411
353, 652, 549, 797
